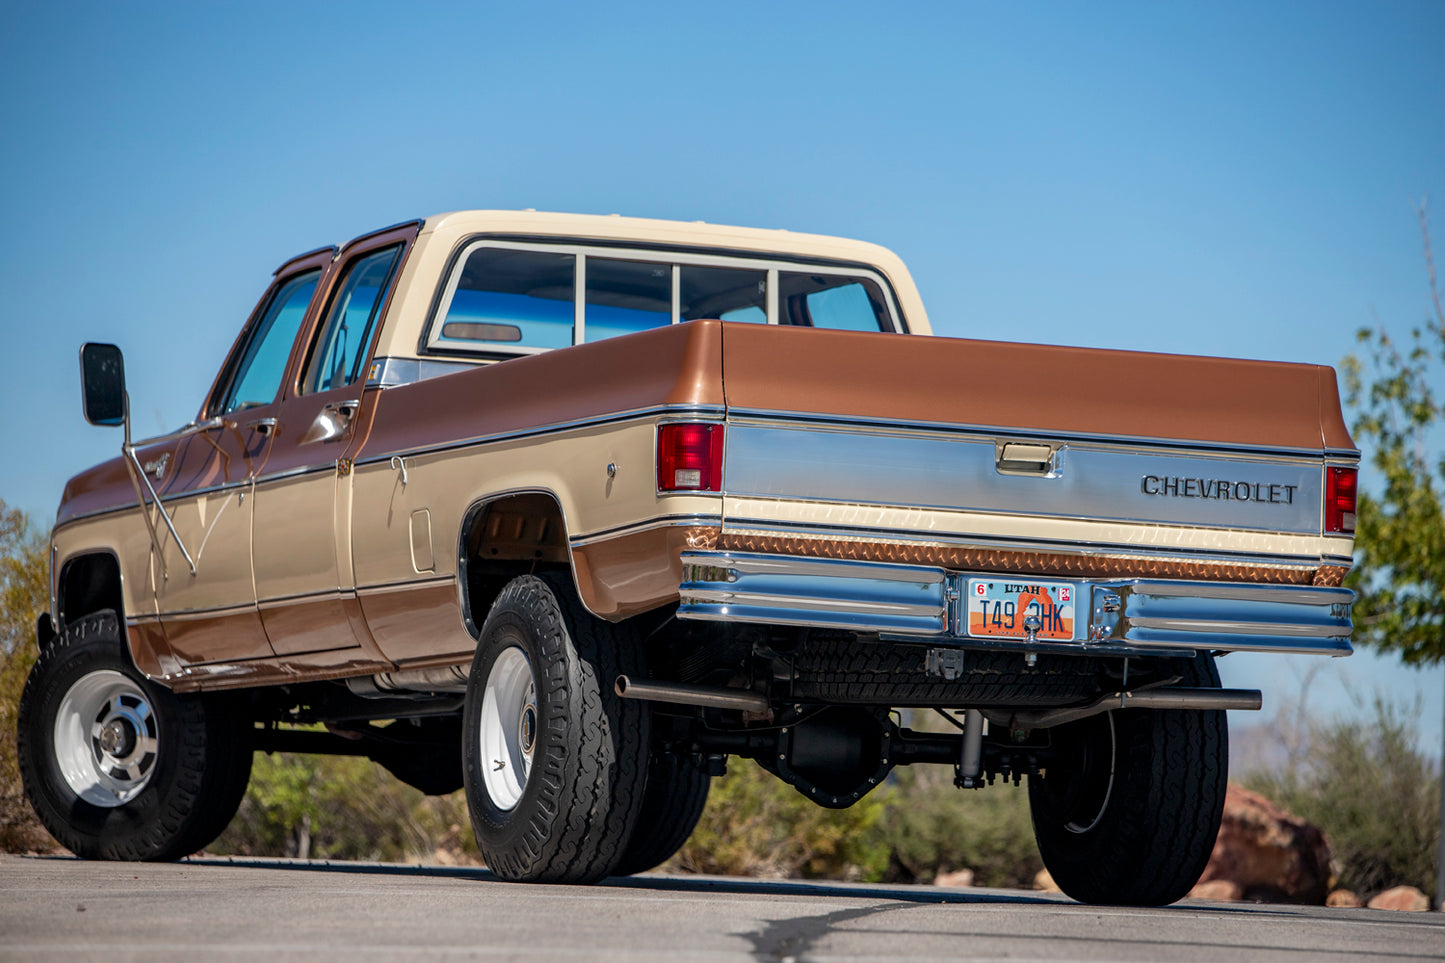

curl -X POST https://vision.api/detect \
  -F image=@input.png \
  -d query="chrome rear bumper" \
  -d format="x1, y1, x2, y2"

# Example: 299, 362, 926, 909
677, 551, 1353, 657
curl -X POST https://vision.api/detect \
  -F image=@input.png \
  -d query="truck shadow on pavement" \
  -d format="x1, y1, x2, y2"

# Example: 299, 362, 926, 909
146, 854, 1316, 916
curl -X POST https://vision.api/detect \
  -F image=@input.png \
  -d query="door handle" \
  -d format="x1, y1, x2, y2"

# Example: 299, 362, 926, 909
300, 400, 360, 445
242, 417, 278, 436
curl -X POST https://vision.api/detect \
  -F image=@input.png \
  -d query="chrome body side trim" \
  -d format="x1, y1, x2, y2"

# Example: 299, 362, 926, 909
355, 575, 456, 597
366, 355, 484, 388
724, 424, 1325, 535
568, 514, 723, 547
55, 404, 729, 529
676, 551, 1354, 657
354, 402, 728, 468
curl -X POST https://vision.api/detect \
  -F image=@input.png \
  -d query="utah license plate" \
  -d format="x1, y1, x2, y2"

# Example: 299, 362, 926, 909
964, 578, 1076, 641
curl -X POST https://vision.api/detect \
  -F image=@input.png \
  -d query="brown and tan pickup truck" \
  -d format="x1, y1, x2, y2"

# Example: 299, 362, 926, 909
18, 210, 1357, 905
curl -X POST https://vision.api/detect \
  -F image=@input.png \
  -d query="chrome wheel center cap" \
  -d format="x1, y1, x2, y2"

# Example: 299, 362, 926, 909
519, 705, 537, 755
98, 720, 128, 755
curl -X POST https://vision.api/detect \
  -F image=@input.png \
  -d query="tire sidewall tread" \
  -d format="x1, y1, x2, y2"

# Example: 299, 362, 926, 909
17, 610, 251, 861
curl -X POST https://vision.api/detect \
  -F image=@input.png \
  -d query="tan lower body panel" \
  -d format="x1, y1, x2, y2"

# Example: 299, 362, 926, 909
161, 608, 274, 664
571, 525, 722, 619
261, 595, 362, 656
358, 580, 474, 665
131, 595, 395, 693
166, 644, 394, 694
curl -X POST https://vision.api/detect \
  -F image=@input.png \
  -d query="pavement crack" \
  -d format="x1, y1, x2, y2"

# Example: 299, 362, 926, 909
745, 900, 912, 962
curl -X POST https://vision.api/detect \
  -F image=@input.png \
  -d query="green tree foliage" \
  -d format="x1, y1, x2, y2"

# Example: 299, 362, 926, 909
211, 751, 478, 863
873, 767, 1042, 889
0, 499, 57, 851
673, 757, 1041, 886
1245, 696, 1440, 901
676, 759, 890, 880
1341, 205, 1445, 665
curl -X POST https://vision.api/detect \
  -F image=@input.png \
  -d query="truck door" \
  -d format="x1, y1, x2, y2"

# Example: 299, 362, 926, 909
154, 252, 333, 664
251, 225, 416, 656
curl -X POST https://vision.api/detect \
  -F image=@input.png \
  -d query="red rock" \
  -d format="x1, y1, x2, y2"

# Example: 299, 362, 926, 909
1367, 886, 1430, 912
1326, 889, 1363, 908
1188, 879, 1243, 901
1193, 783, 1333, 904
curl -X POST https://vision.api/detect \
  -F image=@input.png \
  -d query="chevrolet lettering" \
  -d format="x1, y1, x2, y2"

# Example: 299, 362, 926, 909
19, 210, 1358, 909
1140, 474, 1300, 504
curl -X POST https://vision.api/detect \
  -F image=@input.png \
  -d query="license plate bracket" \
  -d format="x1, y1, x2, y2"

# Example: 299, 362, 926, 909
964, 578, 1076, 641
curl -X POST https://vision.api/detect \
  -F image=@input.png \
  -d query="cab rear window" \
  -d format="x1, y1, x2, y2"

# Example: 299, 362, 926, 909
427, 241, 903, 357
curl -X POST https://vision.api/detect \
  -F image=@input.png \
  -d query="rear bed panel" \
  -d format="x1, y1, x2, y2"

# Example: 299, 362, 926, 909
717, 322, 1351, 452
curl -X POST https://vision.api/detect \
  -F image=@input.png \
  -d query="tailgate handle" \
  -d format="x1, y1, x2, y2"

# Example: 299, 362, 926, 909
996, 442, 1056, 476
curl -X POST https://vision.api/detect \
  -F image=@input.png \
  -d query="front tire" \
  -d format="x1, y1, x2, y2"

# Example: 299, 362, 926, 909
463, 573, 650, 883
1028, 654, 1228, 906
17, 611, 253, 860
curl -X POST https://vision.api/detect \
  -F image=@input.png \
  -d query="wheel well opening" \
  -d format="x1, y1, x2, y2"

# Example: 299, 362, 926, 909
461, 493, 569, 635
59, 553, 123, 626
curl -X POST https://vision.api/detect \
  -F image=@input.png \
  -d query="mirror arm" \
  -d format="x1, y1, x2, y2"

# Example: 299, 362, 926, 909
119, 392, 197, 578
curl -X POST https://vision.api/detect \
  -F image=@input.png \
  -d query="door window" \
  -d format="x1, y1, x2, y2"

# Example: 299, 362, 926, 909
217, 270, 321, 415
305, 246, 403, 393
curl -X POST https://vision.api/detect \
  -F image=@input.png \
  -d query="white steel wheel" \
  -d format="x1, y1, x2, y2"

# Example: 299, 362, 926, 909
52, 669, 160, 808
478, 646, 537, 811
462, 573, 651, 883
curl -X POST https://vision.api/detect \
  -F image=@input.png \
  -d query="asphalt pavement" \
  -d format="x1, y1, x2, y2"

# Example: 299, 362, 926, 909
1, 854, 1442, 962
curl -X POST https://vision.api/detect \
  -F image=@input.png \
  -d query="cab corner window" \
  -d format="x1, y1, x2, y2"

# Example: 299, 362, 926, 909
780, 273, 889, 332
305, 245, 403, 394
216, 269, 321, 416
436, 248, 575, 351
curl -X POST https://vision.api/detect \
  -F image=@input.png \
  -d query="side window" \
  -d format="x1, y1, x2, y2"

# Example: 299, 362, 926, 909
585, 258, 671, 342
305, 245, 403, 393
680, 265, 766, 323
780, 273, 889, 331
216, 270, 321, 415
437, 248, 575, 350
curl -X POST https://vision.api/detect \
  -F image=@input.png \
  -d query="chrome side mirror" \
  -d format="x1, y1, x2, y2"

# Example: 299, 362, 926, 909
80, 342, 127, 427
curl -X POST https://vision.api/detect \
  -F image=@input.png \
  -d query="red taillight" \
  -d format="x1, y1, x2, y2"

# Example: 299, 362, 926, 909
657, 423, 724, 492
1325, 466, 1357, 534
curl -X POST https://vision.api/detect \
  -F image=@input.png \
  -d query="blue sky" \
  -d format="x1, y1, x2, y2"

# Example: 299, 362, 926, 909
2, 1, 1442, 753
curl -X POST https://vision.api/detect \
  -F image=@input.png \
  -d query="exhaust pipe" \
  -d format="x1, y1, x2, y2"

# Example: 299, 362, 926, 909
1004, 686, 1262, 729
615, 675, 770, 713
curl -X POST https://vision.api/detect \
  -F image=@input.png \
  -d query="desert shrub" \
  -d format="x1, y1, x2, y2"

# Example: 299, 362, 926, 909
0, 499, 58, 853
874, 765, 1042, 888
675, 758, 890, 880
1244, 695, 1439, 901
674, 753, 1042, 886
211, 750, 477, 864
